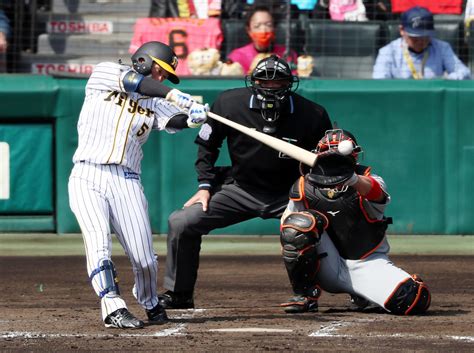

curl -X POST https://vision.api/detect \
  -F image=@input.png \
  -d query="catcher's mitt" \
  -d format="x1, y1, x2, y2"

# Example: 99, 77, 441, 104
307, 152, 356, 188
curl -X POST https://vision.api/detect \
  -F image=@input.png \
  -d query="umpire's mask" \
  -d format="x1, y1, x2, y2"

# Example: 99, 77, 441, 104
246, 55, 299, 133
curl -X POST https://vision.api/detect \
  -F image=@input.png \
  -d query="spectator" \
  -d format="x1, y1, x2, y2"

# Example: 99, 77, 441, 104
373, 6, 471, 79
227, 5, 298, 74
0, 9, 10, 73
149, 0, 221, 18
328, 0, 368, 21
390, 0, 463, 15
158, 55, 332, 309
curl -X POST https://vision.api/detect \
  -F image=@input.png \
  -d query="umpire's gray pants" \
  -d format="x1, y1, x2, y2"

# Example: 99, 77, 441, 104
163, 183, 288, 293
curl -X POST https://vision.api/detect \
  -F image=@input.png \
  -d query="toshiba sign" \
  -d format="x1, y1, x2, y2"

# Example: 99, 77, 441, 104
32, 63, 95, 75
47, 21, 113, 34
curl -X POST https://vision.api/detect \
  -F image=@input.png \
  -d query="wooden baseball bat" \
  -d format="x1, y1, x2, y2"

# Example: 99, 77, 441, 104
207, 112, 317, 167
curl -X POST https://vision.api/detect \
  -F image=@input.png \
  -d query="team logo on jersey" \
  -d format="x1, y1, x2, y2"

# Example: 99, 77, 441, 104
104, 91, 154, 117
124, 171, 140, 180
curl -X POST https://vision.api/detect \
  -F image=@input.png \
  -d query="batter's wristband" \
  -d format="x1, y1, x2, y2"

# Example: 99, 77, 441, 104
198, 183, 212, 190
365, 176, 383, 200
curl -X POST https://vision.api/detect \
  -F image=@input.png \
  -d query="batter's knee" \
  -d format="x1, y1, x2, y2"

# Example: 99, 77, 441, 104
384, 275, 431, 315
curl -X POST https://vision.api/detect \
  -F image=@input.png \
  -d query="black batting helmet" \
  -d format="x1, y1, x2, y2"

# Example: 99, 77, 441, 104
246, 55, 299, 103
131, 41, 179, 83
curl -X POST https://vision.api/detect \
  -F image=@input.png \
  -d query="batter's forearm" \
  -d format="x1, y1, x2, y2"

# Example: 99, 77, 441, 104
136, 77, 172, 97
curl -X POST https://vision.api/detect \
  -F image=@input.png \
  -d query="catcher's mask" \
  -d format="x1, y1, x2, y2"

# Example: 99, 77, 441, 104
307, 129, 362, 188
245, 55, 299, 133
131, 41, 179, 83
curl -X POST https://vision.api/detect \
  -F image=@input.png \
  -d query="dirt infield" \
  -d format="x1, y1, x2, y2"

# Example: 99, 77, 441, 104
1, 255, 473, 352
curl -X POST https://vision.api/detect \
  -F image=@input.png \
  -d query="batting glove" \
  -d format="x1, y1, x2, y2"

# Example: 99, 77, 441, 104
187, 102, 209, 128
166, 89, 193, 109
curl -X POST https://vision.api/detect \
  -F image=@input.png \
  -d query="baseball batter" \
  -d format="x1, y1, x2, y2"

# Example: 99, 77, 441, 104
68, 41, 208, 329
280, 129, 431, 315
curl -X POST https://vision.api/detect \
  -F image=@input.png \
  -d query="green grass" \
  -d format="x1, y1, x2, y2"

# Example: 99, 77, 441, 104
0, 234, 472, 256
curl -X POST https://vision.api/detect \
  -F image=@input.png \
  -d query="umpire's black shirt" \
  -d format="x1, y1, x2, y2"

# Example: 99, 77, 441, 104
195, 87, 332, 193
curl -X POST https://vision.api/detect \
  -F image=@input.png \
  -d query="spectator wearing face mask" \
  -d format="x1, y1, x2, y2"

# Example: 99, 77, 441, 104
227, 5, 298, 74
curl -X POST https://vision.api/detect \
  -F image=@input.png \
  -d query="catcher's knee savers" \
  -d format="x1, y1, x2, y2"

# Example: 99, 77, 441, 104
384, 275, 431, 315
89, 259, 120, 298
280, 209, 328, 294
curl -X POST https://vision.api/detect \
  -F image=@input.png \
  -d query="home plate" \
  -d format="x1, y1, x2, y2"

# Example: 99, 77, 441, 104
209, 328, 293, 333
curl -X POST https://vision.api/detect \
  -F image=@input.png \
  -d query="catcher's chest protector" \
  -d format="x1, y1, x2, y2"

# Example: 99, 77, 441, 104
301, 177, 389, 260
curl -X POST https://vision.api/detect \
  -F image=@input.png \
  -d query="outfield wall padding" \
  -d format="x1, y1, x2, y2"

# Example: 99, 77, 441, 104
0, 75, 473, 235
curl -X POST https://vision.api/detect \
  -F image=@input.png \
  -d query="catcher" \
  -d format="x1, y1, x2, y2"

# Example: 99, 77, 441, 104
280, 129, 431, 315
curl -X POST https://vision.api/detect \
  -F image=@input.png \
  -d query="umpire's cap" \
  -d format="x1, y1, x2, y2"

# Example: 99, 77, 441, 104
131, 41, 180, 83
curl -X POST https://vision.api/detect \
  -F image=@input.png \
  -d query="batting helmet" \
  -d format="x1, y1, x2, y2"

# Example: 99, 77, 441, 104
246, 55, 298, 103
131, 41, 179, 83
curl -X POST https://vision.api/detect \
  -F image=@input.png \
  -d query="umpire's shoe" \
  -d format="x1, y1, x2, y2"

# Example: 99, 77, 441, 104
280, 295, 319, 313
146, 304, 169, 324
104, 308, 144, 329
158, 290, 194, 309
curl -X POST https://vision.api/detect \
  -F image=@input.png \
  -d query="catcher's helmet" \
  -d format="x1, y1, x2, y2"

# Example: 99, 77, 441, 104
131, 41, 179, 83
246, 54, 299, 104
315, 129, 362, 160
308, 129, 362, 188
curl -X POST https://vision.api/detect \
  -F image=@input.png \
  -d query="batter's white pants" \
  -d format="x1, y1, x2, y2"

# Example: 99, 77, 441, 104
68, 162, 159, 320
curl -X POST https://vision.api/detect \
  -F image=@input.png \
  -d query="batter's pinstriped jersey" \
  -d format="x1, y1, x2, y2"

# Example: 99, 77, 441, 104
72, 62, 184, 174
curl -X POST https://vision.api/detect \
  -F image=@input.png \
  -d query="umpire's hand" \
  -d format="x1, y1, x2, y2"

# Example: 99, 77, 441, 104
184, 189, 211, 212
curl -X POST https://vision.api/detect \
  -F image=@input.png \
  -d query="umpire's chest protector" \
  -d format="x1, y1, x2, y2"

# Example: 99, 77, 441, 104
297, 177, 389, 260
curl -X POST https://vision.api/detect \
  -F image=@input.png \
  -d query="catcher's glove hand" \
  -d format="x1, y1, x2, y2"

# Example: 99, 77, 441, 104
307, 152, 356, 188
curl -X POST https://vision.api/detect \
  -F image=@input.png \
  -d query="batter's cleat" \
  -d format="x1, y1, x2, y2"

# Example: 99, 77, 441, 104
146, 304, 169, 324
158, 291, 194, 309
104, 308, 144, 329
280, 295, 319, 313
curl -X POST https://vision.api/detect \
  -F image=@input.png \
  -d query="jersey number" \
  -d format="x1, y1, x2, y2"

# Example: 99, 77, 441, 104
137, 123, 149, 137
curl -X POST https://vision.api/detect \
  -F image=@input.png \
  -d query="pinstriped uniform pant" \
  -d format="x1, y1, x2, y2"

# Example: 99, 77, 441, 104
68, 161, 159, 320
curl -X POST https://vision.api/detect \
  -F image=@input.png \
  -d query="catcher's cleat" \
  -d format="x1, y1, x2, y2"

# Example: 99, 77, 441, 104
146, 304, 169, 324
350, 294, 371, 310
104, 308, 144, 329
280, 295, 319, 313
158, 291, 194, 309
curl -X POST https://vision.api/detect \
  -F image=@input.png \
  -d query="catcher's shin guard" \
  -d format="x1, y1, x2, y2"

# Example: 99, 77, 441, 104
90, 259, 121, 298
280, 209, 328, 295
384, 275, 431, 315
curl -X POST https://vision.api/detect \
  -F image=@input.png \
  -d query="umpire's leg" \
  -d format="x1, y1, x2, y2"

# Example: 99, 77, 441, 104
163, 184, 253, 294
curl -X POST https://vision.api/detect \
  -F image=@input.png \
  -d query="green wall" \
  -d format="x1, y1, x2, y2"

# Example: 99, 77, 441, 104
0, 75, 473, 235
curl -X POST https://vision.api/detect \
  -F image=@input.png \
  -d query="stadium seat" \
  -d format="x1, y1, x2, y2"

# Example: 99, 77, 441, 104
303, 20, 387, 79
221, 19, 302, 60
